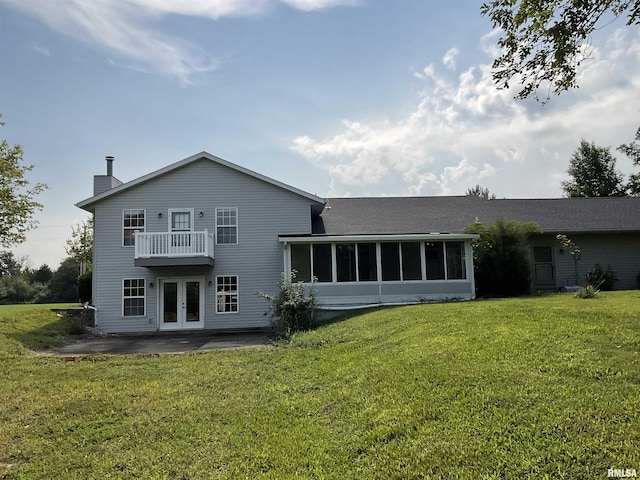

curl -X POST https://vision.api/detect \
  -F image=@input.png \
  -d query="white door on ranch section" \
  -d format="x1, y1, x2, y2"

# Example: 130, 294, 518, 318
159, 278, 204, 330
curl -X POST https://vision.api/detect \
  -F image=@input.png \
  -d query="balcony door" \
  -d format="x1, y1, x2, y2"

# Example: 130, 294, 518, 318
169, 209, 193, 252
159, 277, 204, 330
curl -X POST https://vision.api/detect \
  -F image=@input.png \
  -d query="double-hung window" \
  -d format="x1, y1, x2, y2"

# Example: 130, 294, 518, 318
123, 209, 145, 247
123, 278, 145, 317
216, 208, 238, 244
216, 276, 238, 313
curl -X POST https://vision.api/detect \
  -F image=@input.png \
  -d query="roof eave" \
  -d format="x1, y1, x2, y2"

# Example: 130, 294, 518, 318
279, 233, 480, 243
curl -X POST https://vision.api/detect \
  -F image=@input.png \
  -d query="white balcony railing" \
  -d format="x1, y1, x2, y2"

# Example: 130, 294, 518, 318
134, 230, 214, 259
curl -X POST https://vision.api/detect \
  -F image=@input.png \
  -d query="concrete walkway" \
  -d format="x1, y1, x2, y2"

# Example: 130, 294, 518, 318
55, 331, 271, 355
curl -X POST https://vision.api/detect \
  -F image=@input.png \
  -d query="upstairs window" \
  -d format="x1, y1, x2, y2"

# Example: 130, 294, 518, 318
123, 209, 145, 247
216, 208, 238, 244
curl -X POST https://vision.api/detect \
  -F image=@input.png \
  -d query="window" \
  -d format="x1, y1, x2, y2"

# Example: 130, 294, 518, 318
313, 244, 332, 282
123, 209, 145, 247
216, 208, 238, 244
381, 242, 401, 281
123, 279, 145, 317
216, 276, 238, 313
336, 243, 357, 282
402, 242, 422, 280
291, 244, 312, 282
170, 209, 192, 232
425, 242, 445, 280
446, 242, 466, 280
357, 243, 378, 282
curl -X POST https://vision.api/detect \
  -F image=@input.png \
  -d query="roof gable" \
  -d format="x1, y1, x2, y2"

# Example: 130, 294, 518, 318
77, 151, 326, 211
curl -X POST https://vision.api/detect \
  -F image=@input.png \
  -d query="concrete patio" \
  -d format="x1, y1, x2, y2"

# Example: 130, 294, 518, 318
55, 330, 271, 355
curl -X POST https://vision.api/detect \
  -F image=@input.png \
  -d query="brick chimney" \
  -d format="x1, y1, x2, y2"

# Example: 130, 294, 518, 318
93, 155, 123, 196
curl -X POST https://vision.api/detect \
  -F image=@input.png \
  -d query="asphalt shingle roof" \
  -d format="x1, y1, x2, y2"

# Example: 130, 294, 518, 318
313, 196, 640, 235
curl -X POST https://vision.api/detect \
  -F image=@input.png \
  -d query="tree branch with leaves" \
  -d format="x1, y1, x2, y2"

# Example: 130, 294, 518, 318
0, 115, 47, 247
481, 0, 640, 102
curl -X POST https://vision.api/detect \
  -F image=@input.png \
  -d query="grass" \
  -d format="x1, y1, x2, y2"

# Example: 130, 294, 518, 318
1, 294, 639, 478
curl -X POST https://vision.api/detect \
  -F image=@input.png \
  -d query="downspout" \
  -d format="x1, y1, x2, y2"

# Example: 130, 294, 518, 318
84, 304, 98, 327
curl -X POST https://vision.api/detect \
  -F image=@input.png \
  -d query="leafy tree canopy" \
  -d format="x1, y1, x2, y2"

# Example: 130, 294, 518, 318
618, 126, 640, 195
481, 0, 640, 102
561, 139, 626, 197
466, 184, 496, 199
0, 115, 47, 247
0, 251, 23, 277
65, 217, 93, 272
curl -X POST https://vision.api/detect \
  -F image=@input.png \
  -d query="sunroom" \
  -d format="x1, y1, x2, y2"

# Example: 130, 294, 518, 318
280, 233, 478, 309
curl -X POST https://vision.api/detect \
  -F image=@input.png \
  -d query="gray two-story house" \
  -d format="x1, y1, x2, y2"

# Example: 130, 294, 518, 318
77, 152, 478, 333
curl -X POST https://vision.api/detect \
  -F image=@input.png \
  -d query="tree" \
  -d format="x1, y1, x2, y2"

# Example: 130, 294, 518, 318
0, 251, 23, 276
465, 218, 541, 297
618, 126, 640, 195
561, 140, 626, 197
47, 257, 81, 303
0, 115, 47, 247
481, 1, 640, 102
466, 184, 496, 199
65, 217, 93, 273
29, 264, 53, 284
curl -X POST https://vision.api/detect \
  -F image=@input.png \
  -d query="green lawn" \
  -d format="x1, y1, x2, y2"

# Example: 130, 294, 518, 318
1, 294, 639, 479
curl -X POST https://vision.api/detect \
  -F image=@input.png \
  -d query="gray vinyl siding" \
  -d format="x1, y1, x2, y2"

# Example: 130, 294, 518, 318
530, 233, 640, 290
92, 159, 315, 333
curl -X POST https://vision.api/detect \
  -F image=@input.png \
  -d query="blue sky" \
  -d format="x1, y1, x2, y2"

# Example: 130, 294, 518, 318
1, 0, 640, 269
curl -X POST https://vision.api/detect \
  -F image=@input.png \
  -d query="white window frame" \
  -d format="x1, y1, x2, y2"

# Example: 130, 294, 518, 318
215, 207, 238, 245
168, 208, 194, 233
216, 275, 239, 314
122, 209, 145, 247
122, 278, 146, 317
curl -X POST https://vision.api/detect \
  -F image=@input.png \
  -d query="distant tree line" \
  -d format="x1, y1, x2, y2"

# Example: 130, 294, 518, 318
0, 252, 85, 304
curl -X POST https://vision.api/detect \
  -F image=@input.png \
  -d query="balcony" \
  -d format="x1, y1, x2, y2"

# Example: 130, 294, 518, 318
134, 230, 215, 267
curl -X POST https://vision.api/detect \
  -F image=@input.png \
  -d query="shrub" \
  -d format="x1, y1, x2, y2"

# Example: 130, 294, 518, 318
584, 264, 617, 291
575, 284, 599, 299
465, 218, 541, 297
259, 272, 317, 340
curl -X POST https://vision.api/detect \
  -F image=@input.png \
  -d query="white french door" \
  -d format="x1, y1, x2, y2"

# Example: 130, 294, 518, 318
159, 277, 204, 330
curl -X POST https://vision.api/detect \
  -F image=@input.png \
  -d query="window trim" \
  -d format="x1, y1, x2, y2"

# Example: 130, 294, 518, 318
215, 207, 239, 245
168, 208, 194, 232
216, 275, 239, 314
122, 209, 146, 248
122, 278, 146, 318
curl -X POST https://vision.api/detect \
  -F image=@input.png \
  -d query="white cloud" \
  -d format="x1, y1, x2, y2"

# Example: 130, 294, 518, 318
292, 27, 640, 198
31, 42, 50, 56
1, 0, 359, 83
442, 47, 459, 70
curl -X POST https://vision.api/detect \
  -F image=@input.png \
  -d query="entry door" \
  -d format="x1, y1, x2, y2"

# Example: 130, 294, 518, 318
533, 246, 555, 290
160, 278, 204, 330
